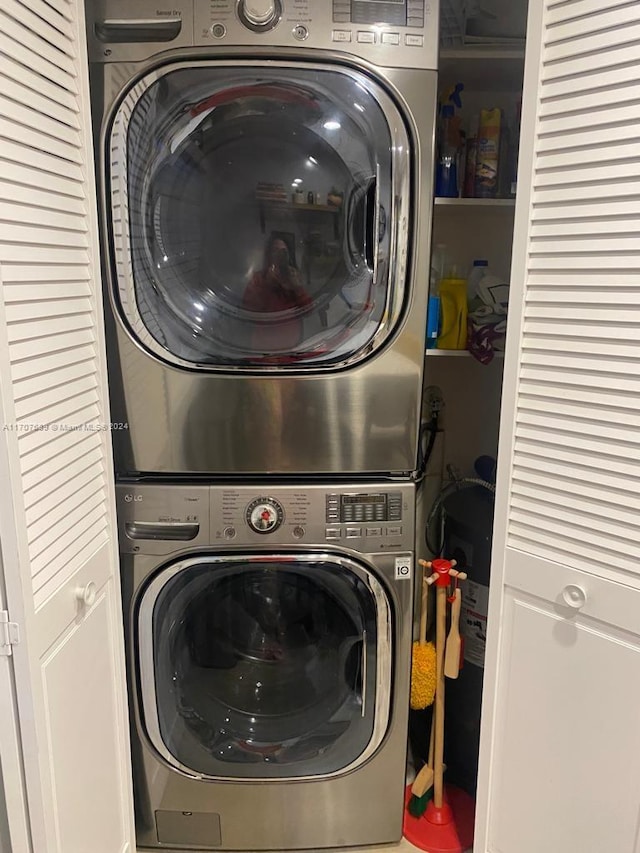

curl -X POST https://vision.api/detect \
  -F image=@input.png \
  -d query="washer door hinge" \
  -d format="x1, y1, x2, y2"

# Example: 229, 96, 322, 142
0, 610, 20, 656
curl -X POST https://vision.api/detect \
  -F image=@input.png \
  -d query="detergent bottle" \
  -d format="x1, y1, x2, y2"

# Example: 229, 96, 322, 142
426, 244, 448, 348
437, 275, 468, 350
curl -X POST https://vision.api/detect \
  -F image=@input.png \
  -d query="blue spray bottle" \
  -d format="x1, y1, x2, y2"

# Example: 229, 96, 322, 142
435, 83, 464, 198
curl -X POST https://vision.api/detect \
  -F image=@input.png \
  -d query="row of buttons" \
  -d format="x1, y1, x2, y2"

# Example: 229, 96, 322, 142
209, 22, 309, 40
326, 492, 340, 523
326, 526, 403, 539
406, 0, 426, 27
342, 511, 386, 521
332, 30, 424, 46
223, 525, 306, 539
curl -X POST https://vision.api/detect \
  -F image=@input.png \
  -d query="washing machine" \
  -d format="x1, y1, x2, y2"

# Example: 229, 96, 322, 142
87, 1, 439, 478
117, 480, 415, 850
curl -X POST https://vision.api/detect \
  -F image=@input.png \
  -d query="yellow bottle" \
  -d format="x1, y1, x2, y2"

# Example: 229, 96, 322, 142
437, 277, 468, 350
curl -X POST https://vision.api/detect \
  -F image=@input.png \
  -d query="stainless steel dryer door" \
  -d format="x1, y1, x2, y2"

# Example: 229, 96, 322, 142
137, 553, 392, 779
107, 61, 410, 369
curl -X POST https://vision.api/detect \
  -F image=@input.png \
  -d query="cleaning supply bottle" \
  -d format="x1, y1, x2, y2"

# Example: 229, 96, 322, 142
435, 105, 460, 197
475, 108, 502, 198
435, 83, 464, 198
426, 244, 447, 348
509, 100, 522, 198
437, 276, 468, 350
426, 274, 441, 349
463, 116, 478, 198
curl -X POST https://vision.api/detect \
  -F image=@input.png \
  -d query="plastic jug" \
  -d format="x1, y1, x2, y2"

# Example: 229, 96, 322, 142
437, 278, 468, 350
467, 260, 489, 310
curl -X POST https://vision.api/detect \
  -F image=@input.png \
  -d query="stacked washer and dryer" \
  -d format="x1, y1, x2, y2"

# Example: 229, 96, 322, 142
88, 2, 438, 849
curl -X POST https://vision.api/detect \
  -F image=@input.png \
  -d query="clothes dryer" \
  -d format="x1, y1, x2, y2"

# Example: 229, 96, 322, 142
117, 480, 415, 850
88, 0, 439, 477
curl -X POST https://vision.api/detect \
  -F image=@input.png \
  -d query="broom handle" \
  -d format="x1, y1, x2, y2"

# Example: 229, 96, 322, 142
434, 584, 447, 809
419, 575, 428, 646
428, 705, 435, 768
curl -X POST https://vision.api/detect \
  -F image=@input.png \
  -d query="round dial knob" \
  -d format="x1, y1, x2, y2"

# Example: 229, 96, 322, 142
238, 0, 282, 31
246, 497, 285, 534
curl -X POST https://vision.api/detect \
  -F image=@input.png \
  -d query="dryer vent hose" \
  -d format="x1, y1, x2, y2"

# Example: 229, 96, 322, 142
425, 468, 496, 556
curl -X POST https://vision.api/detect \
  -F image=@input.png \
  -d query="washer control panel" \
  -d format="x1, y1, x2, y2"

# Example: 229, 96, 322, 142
210, 483, 414, 550
116, 482, 415, 552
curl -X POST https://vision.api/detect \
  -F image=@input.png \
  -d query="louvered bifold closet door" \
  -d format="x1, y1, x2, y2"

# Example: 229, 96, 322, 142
475, 2, 640, 853
0, 2, 134, 851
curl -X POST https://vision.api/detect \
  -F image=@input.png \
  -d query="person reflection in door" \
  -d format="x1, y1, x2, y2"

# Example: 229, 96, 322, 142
242, 233, 312, 353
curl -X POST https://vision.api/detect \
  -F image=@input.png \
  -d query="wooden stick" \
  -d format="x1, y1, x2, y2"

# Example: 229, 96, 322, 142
428, 707, 435, 769
433, 584, 447, 809
419, 575, 428, 645
444, 587, 462, 679
449, 568, 468, 581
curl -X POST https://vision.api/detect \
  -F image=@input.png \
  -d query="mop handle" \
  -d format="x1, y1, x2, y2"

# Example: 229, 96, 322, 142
419, 574, 429, 645
434, 584, 447, 809
417, 558, 468, 809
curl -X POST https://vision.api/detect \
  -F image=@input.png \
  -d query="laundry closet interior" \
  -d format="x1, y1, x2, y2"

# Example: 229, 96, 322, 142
85, 0, 528, 845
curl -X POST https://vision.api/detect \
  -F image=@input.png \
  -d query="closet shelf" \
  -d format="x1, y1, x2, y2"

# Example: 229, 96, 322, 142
434, 197, 516, 207
439, 47, 525, 91
426, 349, 505, 358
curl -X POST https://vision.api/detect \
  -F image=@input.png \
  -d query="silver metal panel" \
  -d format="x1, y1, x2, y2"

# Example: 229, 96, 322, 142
94, 51, 437, 476
87, 0, 439, 70
155, 811, 222, 847
118, 480, 415, 850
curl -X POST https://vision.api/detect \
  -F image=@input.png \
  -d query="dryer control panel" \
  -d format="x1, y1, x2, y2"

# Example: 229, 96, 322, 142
88, 0, 438, 71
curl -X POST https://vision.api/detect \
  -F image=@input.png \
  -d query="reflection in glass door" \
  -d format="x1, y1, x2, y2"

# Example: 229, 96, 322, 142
137, 555, 392, 779
109, 64, 411, 368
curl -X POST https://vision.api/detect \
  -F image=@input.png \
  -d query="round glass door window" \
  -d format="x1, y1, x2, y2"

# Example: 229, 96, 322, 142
138, 556, 390, 779
109, 63, 411, 368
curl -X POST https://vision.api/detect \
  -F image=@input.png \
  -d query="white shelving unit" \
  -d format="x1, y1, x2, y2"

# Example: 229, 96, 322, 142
425, 42, 523, 477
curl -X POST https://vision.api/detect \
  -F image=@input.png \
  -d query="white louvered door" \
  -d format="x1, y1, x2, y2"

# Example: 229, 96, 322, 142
475, 1, 640, 852
0, 2, 134, 852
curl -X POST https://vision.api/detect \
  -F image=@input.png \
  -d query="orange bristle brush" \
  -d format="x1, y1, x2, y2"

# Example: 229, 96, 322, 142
410, 563, 437, 711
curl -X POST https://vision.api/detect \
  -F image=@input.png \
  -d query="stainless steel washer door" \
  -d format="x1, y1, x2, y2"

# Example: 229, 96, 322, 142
137, 553, 392, 780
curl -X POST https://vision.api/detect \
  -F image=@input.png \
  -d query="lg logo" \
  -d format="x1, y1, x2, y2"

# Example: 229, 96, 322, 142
124, 493, 143, 503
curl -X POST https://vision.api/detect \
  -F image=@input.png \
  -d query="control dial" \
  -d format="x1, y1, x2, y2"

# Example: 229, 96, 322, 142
237, 0, 282, 32
246, 497, 285, 534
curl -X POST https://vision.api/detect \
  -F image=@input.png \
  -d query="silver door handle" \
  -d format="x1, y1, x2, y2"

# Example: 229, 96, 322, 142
361, 630, 367, 718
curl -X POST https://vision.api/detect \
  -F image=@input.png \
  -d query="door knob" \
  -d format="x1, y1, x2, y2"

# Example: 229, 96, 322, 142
561, 584, 587, 610
76, 581, 97, 607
